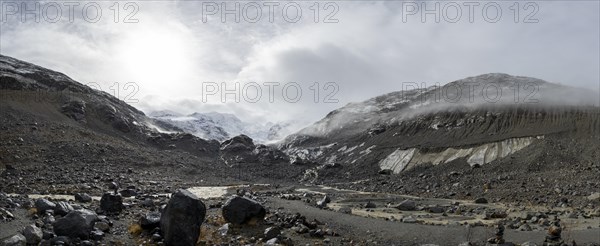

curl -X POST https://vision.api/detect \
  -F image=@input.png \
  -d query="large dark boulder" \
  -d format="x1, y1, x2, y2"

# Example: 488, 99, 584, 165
100, 193, 123, 214
222, 196, 266, 225
160, 189, 206, 246
53, 209, 98, 239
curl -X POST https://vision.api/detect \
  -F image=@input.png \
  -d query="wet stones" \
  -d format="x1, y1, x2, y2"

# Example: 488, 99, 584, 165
100, 193, 123, 214
52, 209, 98, 239
222, 196, 266, 225
160, 189, 206, 246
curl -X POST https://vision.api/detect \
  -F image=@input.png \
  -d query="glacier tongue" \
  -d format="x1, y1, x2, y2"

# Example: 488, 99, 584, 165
379, 136, 539, 173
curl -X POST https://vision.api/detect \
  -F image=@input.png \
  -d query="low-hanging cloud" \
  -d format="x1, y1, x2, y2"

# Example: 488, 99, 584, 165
1, 1, 598, 132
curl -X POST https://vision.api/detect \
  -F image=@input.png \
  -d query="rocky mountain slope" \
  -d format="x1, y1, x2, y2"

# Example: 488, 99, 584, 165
0, 54, 300, 190
150, 111, 290, 143
279, 73, 600, 206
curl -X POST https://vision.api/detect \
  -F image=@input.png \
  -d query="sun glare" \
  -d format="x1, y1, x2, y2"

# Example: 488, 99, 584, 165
116, 28, 191, 91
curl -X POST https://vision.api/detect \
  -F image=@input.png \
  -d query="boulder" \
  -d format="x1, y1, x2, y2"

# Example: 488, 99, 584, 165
222, 196, 266, 225
140, 212, 161, 230
54, 201, 74, 216
22, 225, 43, 244
474, 197, 488, 204
364, 201, 376, 209
120, 189, 138, 198
394, 200, 416, 211
1, 233, 26, 246
34, 198, 56, 212
74, 193, 92, 203
160, 189, 206, 246
53, 209, 98, 239
100, 193, 123, 213
264, 226, 281, 240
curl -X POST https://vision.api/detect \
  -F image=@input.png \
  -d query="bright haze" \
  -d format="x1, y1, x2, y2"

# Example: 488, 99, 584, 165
1, 0, 598, 130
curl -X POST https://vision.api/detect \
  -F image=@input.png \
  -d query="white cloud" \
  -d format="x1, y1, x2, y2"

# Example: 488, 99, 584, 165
1, 1, 598, 129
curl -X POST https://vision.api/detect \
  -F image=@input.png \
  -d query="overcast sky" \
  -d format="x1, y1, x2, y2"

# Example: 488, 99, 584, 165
1, 0, 598, 127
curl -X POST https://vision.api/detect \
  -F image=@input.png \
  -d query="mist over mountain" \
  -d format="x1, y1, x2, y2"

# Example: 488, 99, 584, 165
150, 111, 292, 143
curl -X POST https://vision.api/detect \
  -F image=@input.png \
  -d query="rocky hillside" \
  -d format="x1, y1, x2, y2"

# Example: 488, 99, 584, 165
279, 73, 600, 206
0, 54, 301, 191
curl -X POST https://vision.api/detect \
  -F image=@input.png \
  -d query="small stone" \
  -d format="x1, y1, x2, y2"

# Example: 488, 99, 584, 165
218, 223, 230, 236
474, 197, 488, 204
75, 193, 92, 203
34, 198, 56, 212
1, 233, 26, 245
587, 192, 600, 201
264, 227, 281, 240
90, 229, 104, 240
95, 221, 110, 232
364, 201, 376, 209
518, 224, 532, 231
265, 238, 279, 245
120, 189, 138, 197
54, 201, 74, 216
140, 212, 161, 230
402, 216, 417, 223
394, 200, 416, 211
338, 207, 352, 214
22, 225, 43, 244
